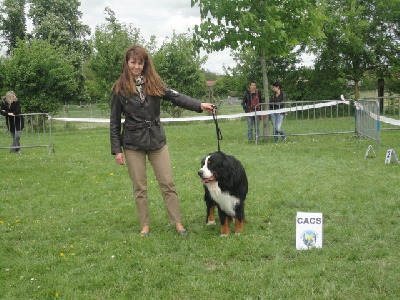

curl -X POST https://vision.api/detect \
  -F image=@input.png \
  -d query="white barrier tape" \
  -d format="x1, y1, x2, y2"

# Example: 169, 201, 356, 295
51, 100, 351, 123
356, 101, 400, 126
51, 117, 112, 123
380, 116, 400, 126
256, 100, 350, 116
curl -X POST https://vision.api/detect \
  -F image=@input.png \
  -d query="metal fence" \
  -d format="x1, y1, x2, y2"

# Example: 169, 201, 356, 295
363, 96, 400, 131
354, 99, 380, 148
0, 113, 54, 154
255, 100, 354, 143
252, 96, 400, 147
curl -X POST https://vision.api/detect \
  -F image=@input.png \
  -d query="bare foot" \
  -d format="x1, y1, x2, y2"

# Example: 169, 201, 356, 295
175, 223, 185, 232
140, 225, 150, 235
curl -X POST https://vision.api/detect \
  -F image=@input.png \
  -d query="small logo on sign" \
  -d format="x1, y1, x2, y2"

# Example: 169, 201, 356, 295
302, 230, 317, 248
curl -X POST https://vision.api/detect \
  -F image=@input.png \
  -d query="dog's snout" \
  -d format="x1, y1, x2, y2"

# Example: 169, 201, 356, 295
198, 169, 203, 177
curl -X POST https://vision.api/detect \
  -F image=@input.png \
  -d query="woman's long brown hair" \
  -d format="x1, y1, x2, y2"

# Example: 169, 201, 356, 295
112, 45, 166, 97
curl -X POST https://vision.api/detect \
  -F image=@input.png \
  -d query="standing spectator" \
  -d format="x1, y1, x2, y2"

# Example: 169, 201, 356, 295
110, 45, 216, 237
270, 82, 286, 142
242, 81, 262, 141
0, 91, 24, 153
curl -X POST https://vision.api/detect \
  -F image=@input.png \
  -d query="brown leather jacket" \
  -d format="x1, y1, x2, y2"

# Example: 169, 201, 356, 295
110, 89, 202, 154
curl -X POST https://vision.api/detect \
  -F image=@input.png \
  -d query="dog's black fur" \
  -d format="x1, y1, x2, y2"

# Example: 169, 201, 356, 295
198, 151, 248, 235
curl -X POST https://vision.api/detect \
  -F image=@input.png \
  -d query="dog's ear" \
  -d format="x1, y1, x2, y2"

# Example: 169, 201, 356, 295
221, 154, 240, 186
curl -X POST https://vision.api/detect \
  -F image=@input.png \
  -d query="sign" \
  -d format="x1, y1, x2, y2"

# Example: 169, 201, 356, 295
385, 149, 399, 164
365, 145, 376, 158
296, 212, 323, 250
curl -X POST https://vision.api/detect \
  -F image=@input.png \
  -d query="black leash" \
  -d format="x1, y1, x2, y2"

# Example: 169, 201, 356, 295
212, 106, 223, 152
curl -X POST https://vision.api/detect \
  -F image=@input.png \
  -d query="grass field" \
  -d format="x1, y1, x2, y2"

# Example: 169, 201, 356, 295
1, 117, 400, 299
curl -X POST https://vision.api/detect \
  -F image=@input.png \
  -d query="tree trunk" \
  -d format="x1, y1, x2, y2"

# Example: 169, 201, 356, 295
378, 78, 384, 113
261, 48, 270, 138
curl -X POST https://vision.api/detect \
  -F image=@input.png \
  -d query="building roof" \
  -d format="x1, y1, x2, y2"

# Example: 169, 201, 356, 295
206, 81, 216, 87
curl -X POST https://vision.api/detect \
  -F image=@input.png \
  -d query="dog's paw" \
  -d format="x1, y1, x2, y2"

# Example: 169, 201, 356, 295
220, 234, 229, 237
206, 221, 216, 225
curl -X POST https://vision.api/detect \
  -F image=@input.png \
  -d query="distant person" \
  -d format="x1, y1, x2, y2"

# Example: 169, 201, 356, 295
270, 81, 286, 142
110, 45, 216, 237
242, 81, 263, 141
0, 91, 24, 153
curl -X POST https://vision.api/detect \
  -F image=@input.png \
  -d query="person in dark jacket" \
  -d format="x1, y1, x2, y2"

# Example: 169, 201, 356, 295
241, 81, 263, 141
0, 91, 24, 153
110, 45, 215, 237
270, 81, 286, 142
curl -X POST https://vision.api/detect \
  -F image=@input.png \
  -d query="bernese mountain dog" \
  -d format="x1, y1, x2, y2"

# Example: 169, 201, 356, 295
198, 151, 248, 236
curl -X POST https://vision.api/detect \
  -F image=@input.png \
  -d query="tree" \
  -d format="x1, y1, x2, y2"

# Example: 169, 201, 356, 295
152, 31, 207, 117
0, 56, 6, 91
0, 0, 27, 55
28, 0, 91, 104
212, 76, 231, 98
191, 0, 326, 135
385, 66, 400, 95
192, 0, 325, 96
315, 0, 400, 100
3, 39, 77, 114
28, 0, 90, 52
88, 7, 152, 108
226, 46, 317, 104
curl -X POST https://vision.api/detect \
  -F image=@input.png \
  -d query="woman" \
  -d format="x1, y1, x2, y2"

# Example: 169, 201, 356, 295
110, 45, 215, 237
0, 91, 24, 153
270, 82, 286, 142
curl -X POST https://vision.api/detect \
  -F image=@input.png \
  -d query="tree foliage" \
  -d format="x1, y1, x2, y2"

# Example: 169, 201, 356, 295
226, 47, 308, 101
90, 8, 146, 84
0, 0, 27, 55
386, 64, 400, 95
152, 31, 207, 117
191, 0, 326, 101
3, 39, 77, 113
0, 57, 6, 94
315, 0, 400, 99
27, 0, 91, 105
88, 7, 154, 108
28, 0, 90, 54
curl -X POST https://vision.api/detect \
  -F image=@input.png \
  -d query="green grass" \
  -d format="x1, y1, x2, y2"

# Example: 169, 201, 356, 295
1, 119, 400, 299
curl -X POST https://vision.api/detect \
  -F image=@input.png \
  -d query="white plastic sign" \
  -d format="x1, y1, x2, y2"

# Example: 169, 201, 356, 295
385, 149, 399, 164
296, 212, 323, 250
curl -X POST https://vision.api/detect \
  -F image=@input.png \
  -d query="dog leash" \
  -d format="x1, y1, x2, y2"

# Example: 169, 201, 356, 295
212, 105, 223, 152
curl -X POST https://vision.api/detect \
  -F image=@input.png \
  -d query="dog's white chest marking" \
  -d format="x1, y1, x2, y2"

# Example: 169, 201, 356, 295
207, 182, 239, 217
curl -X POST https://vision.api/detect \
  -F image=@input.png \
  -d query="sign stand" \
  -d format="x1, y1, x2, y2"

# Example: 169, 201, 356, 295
365, 145, 376, 158
385, 149, 399, 164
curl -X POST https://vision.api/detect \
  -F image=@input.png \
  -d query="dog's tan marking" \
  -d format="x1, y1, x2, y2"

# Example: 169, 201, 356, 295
207, 204, 215, 224
234, 217, 244, 234
220, 218, 230, 236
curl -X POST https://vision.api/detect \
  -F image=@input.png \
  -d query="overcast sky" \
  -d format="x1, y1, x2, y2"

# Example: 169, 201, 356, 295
79, 0, 236, 74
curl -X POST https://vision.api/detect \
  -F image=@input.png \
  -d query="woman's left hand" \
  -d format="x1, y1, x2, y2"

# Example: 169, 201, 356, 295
200, 103, 216, 113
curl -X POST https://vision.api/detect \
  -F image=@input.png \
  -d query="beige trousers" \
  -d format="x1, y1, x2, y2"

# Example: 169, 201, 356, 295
124, 145, 181, 227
